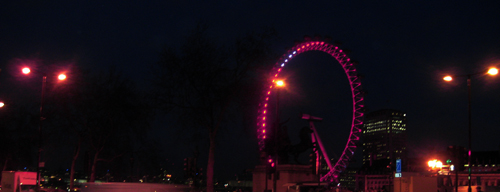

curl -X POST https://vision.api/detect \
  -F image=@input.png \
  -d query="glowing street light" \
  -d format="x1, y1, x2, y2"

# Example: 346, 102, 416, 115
0, 102, 4, 108
276, 80, 285, 87
443, 76, 453, 81
22, 67, 31, 74
58, 74, 67, 80
442, 66, 498, 192
487, 67, 499, 76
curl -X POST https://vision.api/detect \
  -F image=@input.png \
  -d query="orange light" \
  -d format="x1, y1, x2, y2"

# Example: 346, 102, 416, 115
58, 74, 67, 80
276, 80, 285, 87
22, 67, 31, 74
427, 159, 443, 169
443, 76, 453, 81
487, 67, 498, 76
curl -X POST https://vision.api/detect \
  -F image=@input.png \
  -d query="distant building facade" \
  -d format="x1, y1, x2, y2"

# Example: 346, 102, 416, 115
362, 109, 407, 167
338, 167, 358, 191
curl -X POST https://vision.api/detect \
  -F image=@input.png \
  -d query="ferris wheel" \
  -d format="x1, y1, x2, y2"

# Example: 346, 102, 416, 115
256, 39, 364, 183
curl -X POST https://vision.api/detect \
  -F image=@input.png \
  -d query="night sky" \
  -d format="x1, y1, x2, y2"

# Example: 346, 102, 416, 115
1, 1, 500, 180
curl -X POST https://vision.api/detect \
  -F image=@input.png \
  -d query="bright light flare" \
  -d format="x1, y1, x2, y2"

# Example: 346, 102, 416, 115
58, 74, 67, 80
443, 76, 453, 81
276, 80, 285, 87
22, 67, 31, 74
436, 161, 443, 168
487, 67, 498, 76
428, 160, 435, 168
427, 159, 443, 169
0, 102, 4, 108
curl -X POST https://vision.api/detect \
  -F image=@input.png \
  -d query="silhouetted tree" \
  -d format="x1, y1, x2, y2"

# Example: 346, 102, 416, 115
55, 67, 152, 187
151, 24, 277, 192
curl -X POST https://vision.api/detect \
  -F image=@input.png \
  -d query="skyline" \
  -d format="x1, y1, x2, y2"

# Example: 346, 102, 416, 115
1, 1, 500, 180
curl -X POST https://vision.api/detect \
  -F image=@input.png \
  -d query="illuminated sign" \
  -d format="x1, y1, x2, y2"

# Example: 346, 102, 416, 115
396, 159, 401, 173
395, 173, 402, 178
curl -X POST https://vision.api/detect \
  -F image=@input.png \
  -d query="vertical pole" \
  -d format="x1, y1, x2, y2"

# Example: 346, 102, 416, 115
456, 157, 459, 192
467, 75, 472, 192
273, 89, 279, 192
265, 155, 268, 192
37, 75, 46, 192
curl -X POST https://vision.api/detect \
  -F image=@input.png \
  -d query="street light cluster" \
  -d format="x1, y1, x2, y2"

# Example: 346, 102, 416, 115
442, 66, 498, 192
21, 67, 67, 80
443, 67, 498, 81
20, 66, 68, 191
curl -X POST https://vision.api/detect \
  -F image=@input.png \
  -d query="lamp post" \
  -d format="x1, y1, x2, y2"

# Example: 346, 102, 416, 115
274, 80, 285, 192
443, 67, 498, 192
22, 67, 67, 191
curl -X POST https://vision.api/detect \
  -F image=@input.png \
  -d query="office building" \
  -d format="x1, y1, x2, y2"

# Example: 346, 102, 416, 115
362, 109, 407, 167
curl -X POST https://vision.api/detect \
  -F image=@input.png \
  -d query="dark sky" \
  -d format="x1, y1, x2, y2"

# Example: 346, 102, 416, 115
1, 1, 500, 180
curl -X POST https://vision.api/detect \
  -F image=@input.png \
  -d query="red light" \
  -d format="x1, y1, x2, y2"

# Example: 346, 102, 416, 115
340, 50, 343, 52
262, 123, 265, 127
263, 117, 265, 120
264, 104, 267, 107
263, 136, 266, 139
267, 91, 271, 95
278, 69, 281, 72
263, 130, 266, 133
274, 74, 278, 77
298, 48, 301, 51
266, 97, 269, 101
22, 67, 31, 74
271, 163, 275, 167
306, 44, 310, 46
263, 110, 266, 114
301, 46, 305, 48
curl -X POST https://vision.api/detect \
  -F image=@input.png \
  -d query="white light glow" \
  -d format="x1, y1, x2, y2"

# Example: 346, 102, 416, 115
22, 67, 31, 74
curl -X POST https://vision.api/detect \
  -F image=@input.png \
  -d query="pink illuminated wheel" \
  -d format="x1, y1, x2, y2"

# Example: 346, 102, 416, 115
256, 40, 364, 183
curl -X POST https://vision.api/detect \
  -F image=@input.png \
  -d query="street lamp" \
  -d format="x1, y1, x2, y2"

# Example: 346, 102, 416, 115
273, 80, 285, 192
22, 66, 67, 191
443, 67, 498, 192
